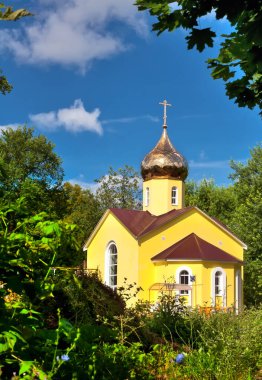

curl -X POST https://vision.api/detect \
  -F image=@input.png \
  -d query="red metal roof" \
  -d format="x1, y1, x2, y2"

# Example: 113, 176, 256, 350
151, 233, 242, 263
110, 207, 193, 238
109, 209, 153, 237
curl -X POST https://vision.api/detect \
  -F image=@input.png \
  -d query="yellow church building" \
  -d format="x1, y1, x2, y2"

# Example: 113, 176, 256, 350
84, 101, 246, 310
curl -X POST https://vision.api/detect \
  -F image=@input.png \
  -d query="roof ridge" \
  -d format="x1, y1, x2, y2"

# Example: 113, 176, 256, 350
194, 234, 204, 258
137, 214, 158, 236
138, 206, 194, 238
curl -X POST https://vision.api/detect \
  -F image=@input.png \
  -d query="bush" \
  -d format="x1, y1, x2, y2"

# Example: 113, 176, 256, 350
141, 293, 204, 348
177, 306, 262, 379
50, 271, 125, 326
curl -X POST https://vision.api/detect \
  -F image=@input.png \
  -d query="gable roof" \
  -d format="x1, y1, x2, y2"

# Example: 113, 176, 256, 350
110, 207, 193, 238
84, 206, 246, 249
151, 233, 243, 263
110, 207, 246, 247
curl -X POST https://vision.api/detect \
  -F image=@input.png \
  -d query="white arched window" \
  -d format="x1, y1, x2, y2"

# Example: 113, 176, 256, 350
180, 270, 189, 295
171, 186, 178, 205
145, 187, 150, 207
176, 266, 193, 298
105, 242, 118, 290
211, 267, 226, 307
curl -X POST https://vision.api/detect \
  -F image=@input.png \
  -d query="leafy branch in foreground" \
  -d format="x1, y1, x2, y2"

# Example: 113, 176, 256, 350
135, 0, 262, 115
0, 3, 32, 95
0, 3, 31, 21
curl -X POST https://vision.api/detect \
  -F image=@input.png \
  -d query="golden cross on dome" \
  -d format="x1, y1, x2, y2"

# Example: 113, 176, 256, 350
159, 99, 172, 127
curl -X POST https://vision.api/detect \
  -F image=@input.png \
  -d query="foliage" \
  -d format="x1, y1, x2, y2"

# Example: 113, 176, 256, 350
0, 126, 65, 217
0, 3, 31, 21
0, 69, 12, 94
185, 179, 237, 225
229, 145, 262, 306
86, 298, 262, 380
0, 3, 32, 95
0, 197, 80, 378
185, 145, 262, 307
0, 126, 63, 190
135, 0, 262, 114
51, 271, 125, 326
178, 307, 262, 379
137, 293, 204, 349
95, 165, 142, 212
63, 182, 102, 244
85, 342, 176, 380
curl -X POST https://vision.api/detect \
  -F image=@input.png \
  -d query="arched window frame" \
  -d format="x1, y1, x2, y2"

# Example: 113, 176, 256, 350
145, 187, 150, 207
171, 186, 178, 206
180, 270, 189, 295
176, 266, 193, 296
211, 267, 226, 307
105, 241, 118, 290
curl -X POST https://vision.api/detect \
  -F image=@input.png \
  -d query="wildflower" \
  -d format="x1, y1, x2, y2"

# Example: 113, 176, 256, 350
175, 353, 185, 364
61, 354, 70, 361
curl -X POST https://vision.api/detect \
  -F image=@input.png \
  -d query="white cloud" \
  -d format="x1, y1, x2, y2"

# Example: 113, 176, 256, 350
29, 99, 103, 134
0, 123, 20, 131
0, 0, 148, 70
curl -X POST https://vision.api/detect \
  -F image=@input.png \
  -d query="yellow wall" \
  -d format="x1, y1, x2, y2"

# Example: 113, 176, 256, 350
143, 178, 185, 215
137, 208, 243, 306
86, 212, 139, 287
86, 208, 244, 308
140, 260, 240, 308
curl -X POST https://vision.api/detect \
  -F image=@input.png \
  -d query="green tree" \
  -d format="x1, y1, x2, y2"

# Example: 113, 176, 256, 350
229, 145, 262, 306
0, 3, 31, 95
0, 126, 64, 216
95, 165, 142, 212
136, 0, 262, 114
185, 179, 237, 226
63, 182, 102, 244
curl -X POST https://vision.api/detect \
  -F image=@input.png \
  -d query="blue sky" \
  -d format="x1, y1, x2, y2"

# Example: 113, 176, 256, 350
0, 0, 261, 189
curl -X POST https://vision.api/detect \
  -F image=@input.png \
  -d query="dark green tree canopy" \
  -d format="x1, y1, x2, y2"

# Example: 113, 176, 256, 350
136, 0, 262, 114
63, 182, 102, 244
229, 145, 262, 306
185, 179, 237, 226
0, 126, 63, 190
0, 127, 64, 215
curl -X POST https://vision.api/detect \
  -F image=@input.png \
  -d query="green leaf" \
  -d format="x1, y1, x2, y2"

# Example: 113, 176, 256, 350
59, 318, 74, 336
20, 308, 41, 315
186, 28, 216, 52
9, 233, 26, 241
40, 222, 61, 236
19, 361, 34, 375
210, 64, 235, 81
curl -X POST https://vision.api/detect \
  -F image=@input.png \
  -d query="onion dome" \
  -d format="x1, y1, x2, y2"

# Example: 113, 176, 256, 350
141, 125, 188, 181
